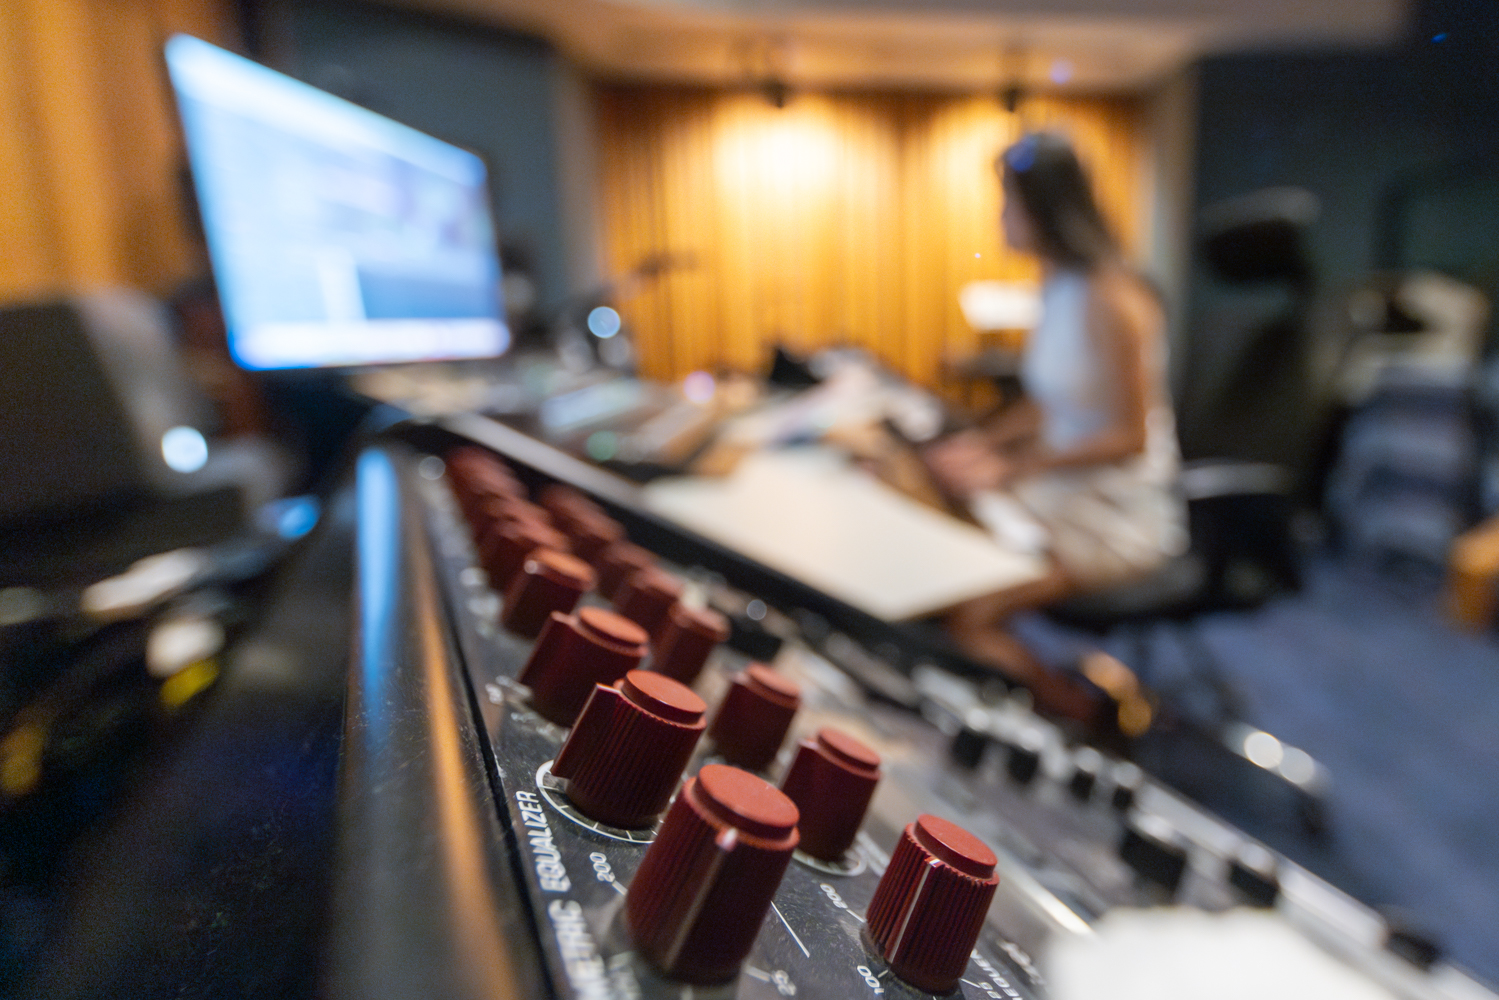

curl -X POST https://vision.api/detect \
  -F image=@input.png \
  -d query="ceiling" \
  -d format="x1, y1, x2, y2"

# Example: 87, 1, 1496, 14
400, 0, 1409, 93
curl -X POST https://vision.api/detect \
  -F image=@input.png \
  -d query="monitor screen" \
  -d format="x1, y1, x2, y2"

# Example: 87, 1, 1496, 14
165, 34, 510, 370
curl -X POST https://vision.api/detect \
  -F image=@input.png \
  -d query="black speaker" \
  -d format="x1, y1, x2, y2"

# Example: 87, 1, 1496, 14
0, 290, 243, 581
0, 290, 218, 522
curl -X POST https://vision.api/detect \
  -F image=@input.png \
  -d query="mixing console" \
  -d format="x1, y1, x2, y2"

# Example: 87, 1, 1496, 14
350, 431, 1494, 1000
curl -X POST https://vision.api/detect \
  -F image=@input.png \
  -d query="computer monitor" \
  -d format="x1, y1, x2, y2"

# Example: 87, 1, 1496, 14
165, 34, 510, 371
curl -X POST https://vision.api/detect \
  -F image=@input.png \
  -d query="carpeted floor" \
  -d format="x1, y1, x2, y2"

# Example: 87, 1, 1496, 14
1017, 553, 1499, 989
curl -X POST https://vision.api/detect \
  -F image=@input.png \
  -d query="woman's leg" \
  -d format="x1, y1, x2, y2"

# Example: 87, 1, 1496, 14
946, 563, 1073, 633
943, 565, 1103, 721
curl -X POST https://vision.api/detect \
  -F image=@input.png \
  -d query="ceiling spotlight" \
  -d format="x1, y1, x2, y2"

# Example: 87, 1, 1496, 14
762, 77, 790, 109
998, 43, 1027, 114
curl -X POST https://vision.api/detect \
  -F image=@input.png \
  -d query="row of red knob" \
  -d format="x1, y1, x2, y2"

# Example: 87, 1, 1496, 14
561, 667, 997, 992
553, 662, 873, 859
448, 448, 731, 686
448, 449, 824, 810
450, 449, 797, 773
448, 448, 791, 761
446, 447, 999, 993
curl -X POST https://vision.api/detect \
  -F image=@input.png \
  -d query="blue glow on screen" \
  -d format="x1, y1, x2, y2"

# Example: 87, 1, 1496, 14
165, 35, 509, 370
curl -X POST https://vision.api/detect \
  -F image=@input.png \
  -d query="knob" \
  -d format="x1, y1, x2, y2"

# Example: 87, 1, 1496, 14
779, 728, 880, 861
707, 664, 800, 771
626, 764, 799, 984
614, 566, 683, 642
1004, 734, 1043, 786
949, 725, 989, 770
564, 512, 626, 565
1119, 814, 1189, 896
1068, 747, 1103, 803
865, 814, 999, 995
447, 453, 521, 527
455, 492, 502, 538
596, 542, 658, 602
470, 496, 552, 546
1227, 843, 1280, 908
517, 607, 650, 726
551, 671, 705, 828
1110, 762, 1143, 812
456, 482, 529, 539
479, 519, 570, 592
501, 549, 596, 639
538, 483, 603, 527
477, 495, 552, 532
652, 603, 729, 685
446, 447, 522, 501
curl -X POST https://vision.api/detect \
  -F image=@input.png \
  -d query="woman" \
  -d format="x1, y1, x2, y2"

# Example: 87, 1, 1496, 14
926, 132, 1186, 695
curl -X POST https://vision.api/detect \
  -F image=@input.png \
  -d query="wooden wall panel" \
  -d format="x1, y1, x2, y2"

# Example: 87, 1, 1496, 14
0, 0, 237, 303
597, 85, 1144, 391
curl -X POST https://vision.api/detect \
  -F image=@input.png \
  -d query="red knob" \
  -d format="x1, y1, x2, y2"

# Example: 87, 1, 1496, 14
779, 728, 881, 861
463, 494, 543, 544
652, 603, 729, 686
596, 542, 658, 601
865, 814, 999, 994
614, 566, 684, 642
517, 607, 650, 726
481, 495, 552, 530
551, 671, 706, 828
446, 447, 522, 501
707, 664, 800, 772
565, 512, 626, 565
478, 519, 570, 592
456, 481, 528, 537
626, 764, 799, 984
538, 483, 603, 526
501, 549, 596, 639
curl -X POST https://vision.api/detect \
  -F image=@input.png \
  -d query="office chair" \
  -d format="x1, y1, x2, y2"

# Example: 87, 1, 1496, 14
1043, 461, 1299, 722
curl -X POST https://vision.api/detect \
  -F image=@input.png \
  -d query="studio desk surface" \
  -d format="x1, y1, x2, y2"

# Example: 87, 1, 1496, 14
639, 445, 1045, 622
16, 417, 1496, 1000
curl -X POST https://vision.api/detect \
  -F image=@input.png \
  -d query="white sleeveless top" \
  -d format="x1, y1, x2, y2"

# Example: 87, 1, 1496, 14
1020, 269, 1179, 485
977, 269, 1186, 586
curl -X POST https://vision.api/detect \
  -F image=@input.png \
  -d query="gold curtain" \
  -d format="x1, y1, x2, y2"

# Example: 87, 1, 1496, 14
0, 0, 236, 303
597, 86, 1145, 391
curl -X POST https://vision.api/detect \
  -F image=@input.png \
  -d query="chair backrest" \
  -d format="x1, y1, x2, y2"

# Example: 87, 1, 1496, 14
1175, 188, 1332, 502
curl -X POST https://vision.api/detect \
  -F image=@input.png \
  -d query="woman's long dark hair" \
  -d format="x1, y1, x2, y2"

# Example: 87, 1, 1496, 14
1000, 132, 1119, 271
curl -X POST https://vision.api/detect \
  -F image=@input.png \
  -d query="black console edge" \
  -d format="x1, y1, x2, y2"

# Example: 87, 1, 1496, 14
323, 443, 552, 1000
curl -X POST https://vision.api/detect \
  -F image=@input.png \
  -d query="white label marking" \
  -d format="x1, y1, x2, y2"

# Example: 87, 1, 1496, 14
771, 902, 811, 957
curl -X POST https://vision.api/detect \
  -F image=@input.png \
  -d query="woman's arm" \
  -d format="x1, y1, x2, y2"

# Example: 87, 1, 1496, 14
922, 396, 1043, 498
924, 271, 1162, 498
